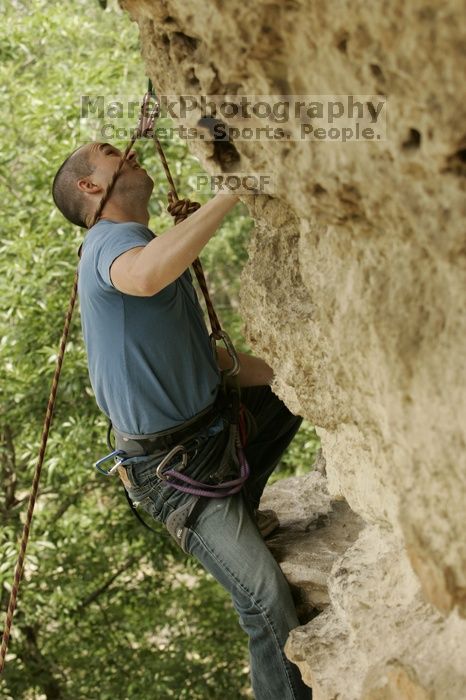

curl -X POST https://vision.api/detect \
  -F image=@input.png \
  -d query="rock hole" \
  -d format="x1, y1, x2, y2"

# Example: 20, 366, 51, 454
443, 140, 466, 177
272, 77, 292, 95
214, 141, 241, 172
370, 63, 384, 81
198, 115, 219, 132
336, 32, 349, 53
197, 117, 241, 170
163, 15, 175, 24
340, 184, 362, 207
161, 33, 170, 47
212, 140, 241, 171
186, 67, 201, 88
402, 128, 421, 150
313, 184, 327, 196
172, 32, 198, 51
223, 82, 242, 94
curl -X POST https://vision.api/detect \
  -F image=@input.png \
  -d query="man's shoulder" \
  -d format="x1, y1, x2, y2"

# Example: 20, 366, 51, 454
84, 219, 154, 245
78, 220, 155, 290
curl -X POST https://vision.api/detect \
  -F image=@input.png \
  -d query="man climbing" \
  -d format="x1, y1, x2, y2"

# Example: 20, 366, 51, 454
52, 140, 311, 700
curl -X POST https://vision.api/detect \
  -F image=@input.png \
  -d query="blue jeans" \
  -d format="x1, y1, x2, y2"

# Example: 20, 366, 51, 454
122, 386, 311, 700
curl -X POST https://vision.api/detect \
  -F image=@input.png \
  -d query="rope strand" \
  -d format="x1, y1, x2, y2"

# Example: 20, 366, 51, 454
0, 271, 78, 674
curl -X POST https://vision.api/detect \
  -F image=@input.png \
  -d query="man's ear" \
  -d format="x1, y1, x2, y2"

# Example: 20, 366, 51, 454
77, 177, 101, 194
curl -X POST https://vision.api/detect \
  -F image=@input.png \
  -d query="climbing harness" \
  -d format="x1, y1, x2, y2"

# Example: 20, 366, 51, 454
0, 79, 244, 672
111, 385, 250, 500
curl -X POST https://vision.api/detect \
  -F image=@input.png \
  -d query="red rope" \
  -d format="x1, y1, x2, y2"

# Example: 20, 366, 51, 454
0, 272, 78, 673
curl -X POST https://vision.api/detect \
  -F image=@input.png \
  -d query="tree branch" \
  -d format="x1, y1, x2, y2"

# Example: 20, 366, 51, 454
0, 424, 18, 512
18, 624, 66, 700
47, 481, 97, 523
74, 556, 139, 613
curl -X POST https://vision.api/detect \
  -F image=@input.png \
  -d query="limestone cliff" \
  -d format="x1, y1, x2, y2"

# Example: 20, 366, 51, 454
121, 1, 466, 697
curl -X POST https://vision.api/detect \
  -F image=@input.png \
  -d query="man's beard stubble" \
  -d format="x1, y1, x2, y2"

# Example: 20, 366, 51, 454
115, 169, 154, 209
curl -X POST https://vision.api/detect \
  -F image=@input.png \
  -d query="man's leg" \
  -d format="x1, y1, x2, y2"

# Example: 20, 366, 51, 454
123, 386, 310, 697
186, 492, 311, 700
240, 385, 303, 511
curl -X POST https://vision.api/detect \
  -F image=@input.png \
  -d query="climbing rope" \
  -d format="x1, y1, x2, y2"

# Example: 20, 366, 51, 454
148, 83, 223, 341
0, 81, 238, 673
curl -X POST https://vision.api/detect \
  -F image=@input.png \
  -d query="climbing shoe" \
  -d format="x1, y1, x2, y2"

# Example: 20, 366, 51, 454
254, 508, 280, 539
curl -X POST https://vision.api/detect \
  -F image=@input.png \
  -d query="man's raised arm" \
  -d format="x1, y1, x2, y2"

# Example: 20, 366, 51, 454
217, 347, 275, 387
110, 192, 239, 296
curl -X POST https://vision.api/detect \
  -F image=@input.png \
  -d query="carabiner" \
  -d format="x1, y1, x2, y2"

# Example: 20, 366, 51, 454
95, 449, 126, 477
156, 445, 188, 481
136, 91, 160, 138
211, 330, 240, 377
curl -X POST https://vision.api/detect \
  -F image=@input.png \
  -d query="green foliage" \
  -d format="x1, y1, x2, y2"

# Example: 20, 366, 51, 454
0, 1, 319, 698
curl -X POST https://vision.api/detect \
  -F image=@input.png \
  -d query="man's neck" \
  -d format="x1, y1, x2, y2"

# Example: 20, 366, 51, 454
98, 204, 150, 227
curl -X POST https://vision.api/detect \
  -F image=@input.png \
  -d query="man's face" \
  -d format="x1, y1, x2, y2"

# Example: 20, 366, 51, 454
79, 141, 153, 201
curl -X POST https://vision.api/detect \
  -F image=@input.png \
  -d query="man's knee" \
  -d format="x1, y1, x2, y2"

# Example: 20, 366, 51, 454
243, 385, 302, 436
237, 562, 296, 618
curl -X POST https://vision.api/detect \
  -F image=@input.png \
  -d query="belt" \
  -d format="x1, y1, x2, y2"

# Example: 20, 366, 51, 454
113, 391, 231, 457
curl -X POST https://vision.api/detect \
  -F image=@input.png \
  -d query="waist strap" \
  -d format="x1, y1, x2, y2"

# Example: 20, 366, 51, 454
113, 390, 231, 456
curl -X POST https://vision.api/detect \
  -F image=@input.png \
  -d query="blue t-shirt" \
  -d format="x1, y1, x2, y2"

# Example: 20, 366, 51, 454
78, 219, 221, 436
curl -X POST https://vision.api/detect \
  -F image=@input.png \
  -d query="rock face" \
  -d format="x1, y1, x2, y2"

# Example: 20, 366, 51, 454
260, 467, 364, 619
285, 524, 466, 700
121, 0, 466, 696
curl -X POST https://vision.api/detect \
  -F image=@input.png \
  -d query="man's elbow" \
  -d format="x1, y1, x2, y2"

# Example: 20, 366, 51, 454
112, 254, 173, 296
135, 266, 175, 296
136, 274, 161, 296
110, 265, 162, 297
129, 262, 165, 297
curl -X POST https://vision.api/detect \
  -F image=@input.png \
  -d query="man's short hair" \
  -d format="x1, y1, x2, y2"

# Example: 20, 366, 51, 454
52, 146, 95, 228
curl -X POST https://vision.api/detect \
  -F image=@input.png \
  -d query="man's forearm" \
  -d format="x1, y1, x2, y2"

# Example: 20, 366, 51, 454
217, 347, 274, 387
136, 192, 238, 295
